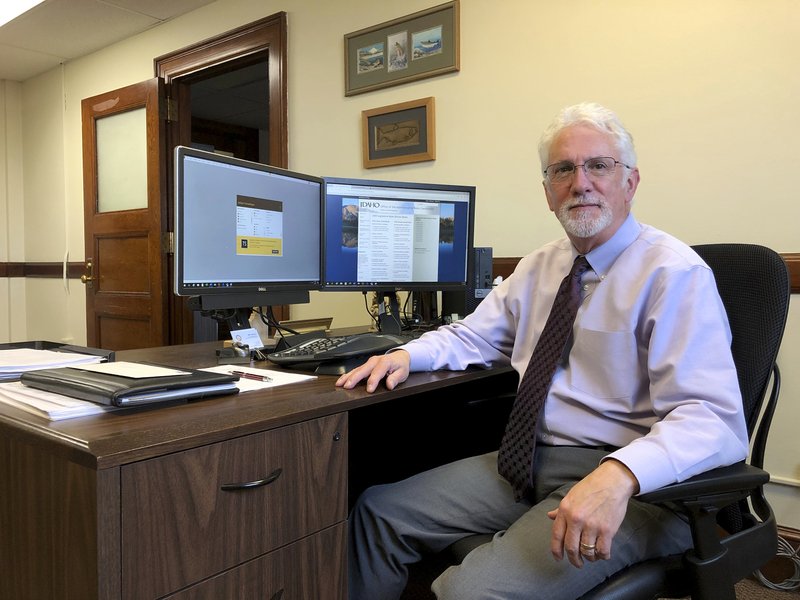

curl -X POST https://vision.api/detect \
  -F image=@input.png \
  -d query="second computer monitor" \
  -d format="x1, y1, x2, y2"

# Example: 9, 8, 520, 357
322, 177, 475, 291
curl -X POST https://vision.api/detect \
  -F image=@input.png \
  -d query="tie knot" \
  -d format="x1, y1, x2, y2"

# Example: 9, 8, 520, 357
571, 255, 590, 279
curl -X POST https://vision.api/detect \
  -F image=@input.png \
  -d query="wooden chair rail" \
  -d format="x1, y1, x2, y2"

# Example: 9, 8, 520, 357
1, 254, 798, 293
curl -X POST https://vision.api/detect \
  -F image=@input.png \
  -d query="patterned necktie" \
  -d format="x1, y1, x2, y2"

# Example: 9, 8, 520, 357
497, 255, 591, 501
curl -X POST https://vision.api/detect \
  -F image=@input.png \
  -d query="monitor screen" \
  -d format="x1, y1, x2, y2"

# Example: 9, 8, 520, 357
174, 146, 322, 310
322, 177, 475, 291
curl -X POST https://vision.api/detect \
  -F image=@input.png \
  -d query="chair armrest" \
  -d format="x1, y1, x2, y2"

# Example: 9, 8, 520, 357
637, 462, 769, 505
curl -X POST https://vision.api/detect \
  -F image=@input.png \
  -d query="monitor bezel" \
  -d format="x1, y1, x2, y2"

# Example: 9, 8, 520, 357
320, 176, 476, 293
174, 146, 323, 307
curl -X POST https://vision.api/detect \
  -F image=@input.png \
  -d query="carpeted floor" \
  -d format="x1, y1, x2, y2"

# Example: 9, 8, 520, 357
403, 570, 800, 599
660, 577, 800, 599
736, 578, 800, 598
402, 555, 800, 599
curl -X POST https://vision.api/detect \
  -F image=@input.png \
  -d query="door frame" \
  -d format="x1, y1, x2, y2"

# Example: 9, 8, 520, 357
154, 12, 289, 344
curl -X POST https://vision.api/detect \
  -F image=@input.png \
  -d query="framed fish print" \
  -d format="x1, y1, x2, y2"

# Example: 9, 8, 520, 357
362, 97, 435, 168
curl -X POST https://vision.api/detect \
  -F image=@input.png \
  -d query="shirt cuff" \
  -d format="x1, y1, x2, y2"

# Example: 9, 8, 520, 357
603, 442, 676, 495
401, 341, 434, 372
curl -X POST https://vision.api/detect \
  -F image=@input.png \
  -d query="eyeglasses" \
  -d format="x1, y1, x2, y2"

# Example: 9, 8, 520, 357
543, 156, 631, 184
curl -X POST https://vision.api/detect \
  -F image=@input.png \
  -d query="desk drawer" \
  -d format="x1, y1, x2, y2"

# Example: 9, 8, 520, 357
120, 413, 347, 600
164, 523, 346, 600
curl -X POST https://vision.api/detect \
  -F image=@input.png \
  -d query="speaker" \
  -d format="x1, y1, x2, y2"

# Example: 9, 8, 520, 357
442, 247, 493, 320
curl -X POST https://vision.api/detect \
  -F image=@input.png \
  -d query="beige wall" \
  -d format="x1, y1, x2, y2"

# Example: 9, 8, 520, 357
1, 0, 799, 526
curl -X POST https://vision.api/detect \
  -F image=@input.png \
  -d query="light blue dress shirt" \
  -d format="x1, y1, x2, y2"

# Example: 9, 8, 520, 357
403, 214, 748, 494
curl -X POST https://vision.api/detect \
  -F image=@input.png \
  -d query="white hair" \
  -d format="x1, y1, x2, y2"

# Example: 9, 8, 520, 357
538, 102, 637, 173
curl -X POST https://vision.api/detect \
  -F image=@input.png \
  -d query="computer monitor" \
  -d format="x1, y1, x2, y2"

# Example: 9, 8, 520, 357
174, 146, 322, 314
322, 177, 475, 330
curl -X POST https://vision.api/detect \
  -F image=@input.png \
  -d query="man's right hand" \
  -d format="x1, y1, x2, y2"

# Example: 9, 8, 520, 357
335, 350, 411, 393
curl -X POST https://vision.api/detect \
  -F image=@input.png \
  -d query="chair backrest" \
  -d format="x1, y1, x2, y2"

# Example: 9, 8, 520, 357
691, 244, 790, 466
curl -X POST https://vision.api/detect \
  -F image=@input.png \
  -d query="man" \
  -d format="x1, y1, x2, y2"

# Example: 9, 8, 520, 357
337, 102, 748, 600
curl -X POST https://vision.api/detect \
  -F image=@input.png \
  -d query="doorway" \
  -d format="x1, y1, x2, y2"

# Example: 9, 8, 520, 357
188, 58, 268, 164
156, 13, 289, 345
181, 57, 270, 342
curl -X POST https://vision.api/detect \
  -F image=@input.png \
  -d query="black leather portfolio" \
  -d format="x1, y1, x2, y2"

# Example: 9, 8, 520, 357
20, 365, 239, 407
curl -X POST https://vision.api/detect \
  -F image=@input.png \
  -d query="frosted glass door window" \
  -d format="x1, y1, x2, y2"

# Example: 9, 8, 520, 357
96, 108, 147, 212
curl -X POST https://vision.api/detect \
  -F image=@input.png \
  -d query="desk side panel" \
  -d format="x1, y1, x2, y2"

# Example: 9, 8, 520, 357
0, 429, 121, 599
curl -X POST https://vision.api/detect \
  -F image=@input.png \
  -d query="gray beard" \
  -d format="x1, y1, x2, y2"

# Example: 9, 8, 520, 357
557, 199, 613, 238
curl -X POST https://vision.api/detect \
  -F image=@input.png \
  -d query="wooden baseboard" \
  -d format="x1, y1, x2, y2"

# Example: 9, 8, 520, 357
759, 526, 800, 583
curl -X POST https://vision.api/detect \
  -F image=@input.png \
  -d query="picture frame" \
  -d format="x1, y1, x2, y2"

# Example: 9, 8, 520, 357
362, 97, 436, 169
344, 1, 460, 96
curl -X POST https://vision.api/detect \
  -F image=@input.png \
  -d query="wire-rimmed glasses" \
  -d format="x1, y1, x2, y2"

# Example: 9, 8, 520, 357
544, 156, 631, 184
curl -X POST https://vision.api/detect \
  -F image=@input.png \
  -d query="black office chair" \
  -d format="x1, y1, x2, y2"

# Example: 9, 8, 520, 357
445, 243, 791, 600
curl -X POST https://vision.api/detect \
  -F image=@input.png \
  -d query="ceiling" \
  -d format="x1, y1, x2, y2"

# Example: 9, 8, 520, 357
0, 0, 216, 82
0, 0, 267, 131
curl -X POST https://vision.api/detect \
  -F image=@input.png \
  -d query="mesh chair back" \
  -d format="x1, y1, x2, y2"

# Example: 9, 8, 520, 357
691, 244, 790, 462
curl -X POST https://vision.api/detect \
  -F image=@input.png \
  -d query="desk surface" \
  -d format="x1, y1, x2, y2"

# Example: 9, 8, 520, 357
0, 342, 516, 470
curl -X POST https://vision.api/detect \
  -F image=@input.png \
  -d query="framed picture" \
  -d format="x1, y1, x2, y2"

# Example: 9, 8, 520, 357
344, 1, 460, 96
362, 97, 435, 169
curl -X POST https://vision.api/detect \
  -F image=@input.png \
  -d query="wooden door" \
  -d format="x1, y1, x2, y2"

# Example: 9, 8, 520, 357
81, 78, 168, 350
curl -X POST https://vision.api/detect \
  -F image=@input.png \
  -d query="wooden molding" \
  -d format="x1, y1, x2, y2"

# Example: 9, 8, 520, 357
1, 252, 798, 294
784, 253, 800, 294
493, 253, 799, 294
778, 525, 800, 546
493, 257, 521, 282
760, 525, 799, 584
0, 262, 85, 279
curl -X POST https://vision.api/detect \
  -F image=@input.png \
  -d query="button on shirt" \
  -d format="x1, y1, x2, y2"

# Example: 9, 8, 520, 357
402, 214, 748, 494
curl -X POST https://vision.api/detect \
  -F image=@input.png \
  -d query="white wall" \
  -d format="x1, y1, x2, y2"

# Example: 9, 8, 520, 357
0, 79, 27, 341
2, 0, 799, 527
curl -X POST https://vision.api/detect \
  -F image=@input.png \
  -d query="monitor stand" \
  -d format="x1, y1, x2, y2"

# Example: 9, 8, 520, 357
377, 292, 402, 335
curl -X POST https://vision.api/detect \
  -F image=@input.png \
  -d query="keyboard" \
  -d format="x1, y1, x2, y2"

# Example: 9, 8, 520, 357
266, 332, 414, 367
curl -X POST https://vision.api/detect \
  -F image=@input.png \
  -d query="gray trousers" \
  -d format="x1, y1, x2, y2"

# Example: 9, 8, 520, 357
348, 446, 693, 600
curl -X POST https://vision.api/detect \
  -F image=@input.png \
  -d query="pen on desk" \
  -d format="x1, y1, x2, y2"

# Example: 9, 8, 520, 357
230, 370, 273, 382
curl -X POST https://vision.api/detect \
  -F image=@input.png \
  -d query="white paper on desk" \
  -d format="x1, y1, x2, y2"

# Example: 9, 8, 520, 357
69, 361, 188, 378
0, 348, 104, 379
0, 381, 117, 420
202, 364, 316, 392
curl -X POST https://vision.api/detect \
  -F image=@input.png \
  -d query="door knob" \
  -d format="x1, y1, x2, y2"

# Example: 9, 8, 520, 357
80, 260, 95, 286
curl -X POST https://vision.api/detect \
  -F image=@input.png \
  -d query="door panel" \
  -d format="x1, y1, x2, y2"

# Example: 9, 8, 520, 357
96, 235, 150, 292
81, 78, 167, 350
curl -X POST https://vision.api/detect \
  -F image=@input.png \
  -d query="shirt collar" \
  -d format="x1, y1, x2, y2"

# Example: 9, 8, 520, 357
582, 213, 641, 277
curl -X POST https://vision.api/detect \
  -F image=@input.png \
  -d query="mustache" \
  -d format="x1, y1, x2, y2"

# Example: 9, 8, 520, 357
567, 196, 605, 209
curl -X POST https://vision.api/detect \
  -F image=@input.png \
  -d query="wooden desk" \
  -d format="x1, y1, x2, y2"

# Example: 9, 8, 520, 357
0, 342, 517, 599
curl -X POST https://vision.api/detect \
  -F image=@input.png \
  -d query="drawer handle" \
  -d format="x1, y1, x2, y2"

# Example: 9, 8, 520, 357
270, 590, 284, 600
220, 467, 283, 491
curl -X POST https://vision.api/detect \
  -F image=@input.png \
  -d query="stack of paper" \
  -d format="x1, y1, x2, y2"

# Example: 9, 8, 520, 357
0, 348, 104, 381
0, 381, 116, 420
0, 359, 317, 421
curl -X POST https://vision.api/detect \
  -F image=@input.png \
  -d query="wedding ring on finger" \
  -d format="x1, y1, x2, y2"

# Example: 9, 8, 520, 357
579, 542, 597, 556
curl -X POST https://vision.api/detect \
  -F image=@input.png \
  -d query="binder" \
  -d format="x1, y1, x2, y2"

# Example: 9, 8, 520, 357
20, 365, 239, 407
